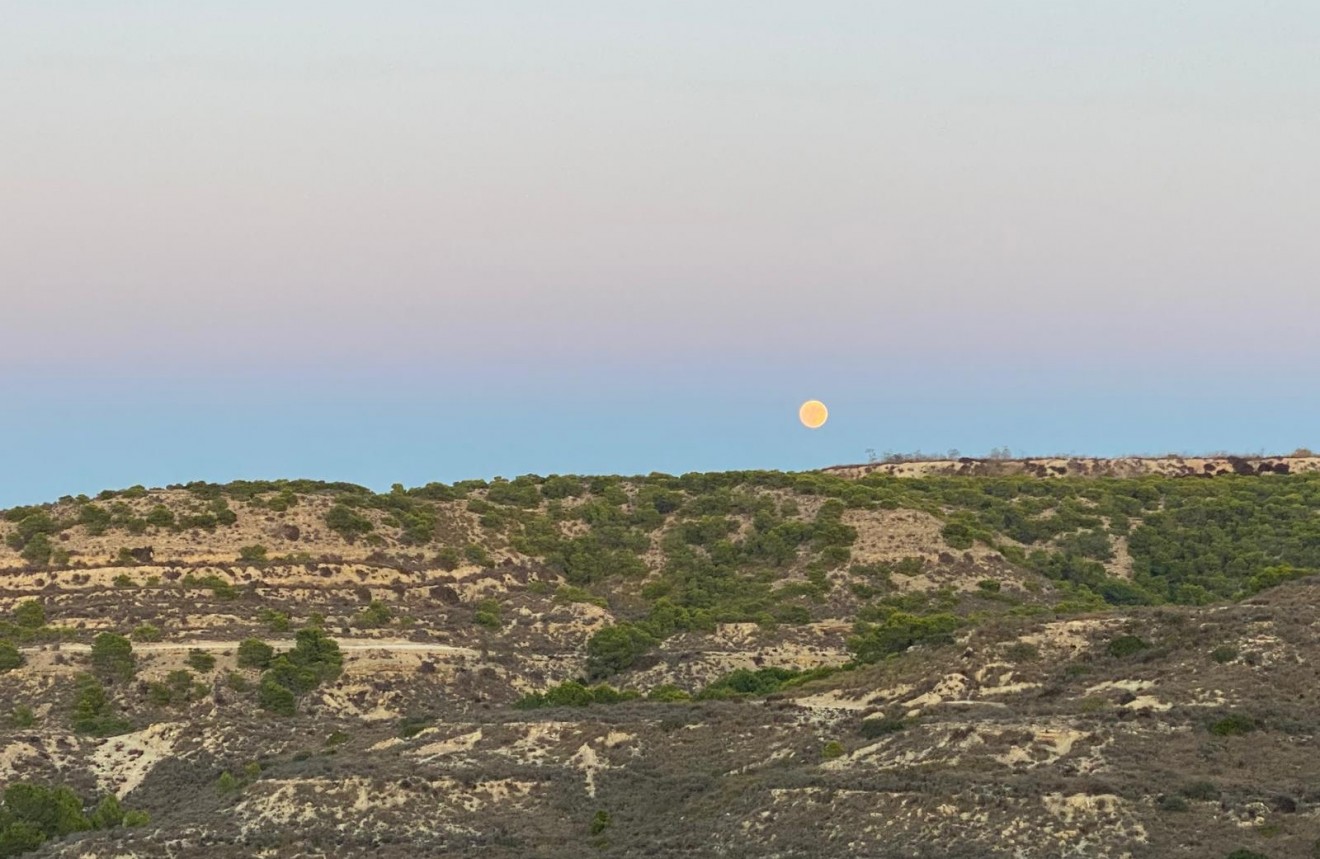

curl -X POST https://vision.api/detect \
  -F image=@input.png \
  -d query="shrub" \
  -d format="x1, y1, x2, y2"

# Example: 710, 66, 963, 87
585, 624, 657, 679
112, 574, 134, 588
354, 600, 393, 628
1210, 713, 1256, 736
2, 783, 89, 838
1181, 780, 1219, 801
71, 674, 131, 736
216, 771, 241, 794
132, 624, 163, 642
147, 670, 205, 707
187, 649, 216, 672
0, 643, 23, 672
89, 794, 124, 829
1106, 635, 1149, 658
473, 599, 501, 630
257, 678, 296, 715
1211, 645, 1239, 664
180, 573, 237, 600
12, 600, 45, 629
848, 612, 961, 664
258, 609, 291, 632
976, 579, 1001, 593
123, 810, 149, 827
325, 505, 373, 540
10, 705, 35, 728
590, 810, 612, 836
1005, 642, 1040, 662
859, 714, 906, 738
941, 522, 975, 549
238, 545, 268, 564
90, 633, 135, 682
145, 505, 175, 528
646, 684, 691, 702
515, 682, 641, 709
225, 671, 252, 692
822, 741, 844, 759
464, 544, 492, 567
1158, 794, 1189, 812
237, 639, 275, 669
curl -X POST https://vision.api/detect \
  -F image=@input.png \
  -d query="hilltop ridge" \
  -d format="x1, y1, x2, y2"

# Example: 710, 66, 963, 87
826, 453, 1320, 480
1, 467, 1318, 857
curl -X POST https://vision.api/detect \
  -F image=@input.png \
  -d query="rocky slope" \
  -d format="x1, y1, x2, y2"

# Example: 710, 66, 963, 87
0, 468, 1317, 858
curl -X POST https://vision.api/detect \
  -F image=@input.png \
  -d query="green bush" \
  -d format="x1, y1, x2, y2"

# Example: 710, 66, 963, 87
1158, 794, 1189, 812
186, 649, 216, 672
1210, 713, 1256, 737
257, 677, 296, 715
180, 573, 237, 600
258, 609, 291, 632
145, 505, 175, 528
70, 674, 130, 736
325, 504, 373, 540
822, 741, 844, 759
354, 600, 393, 628
1106, 635, 1149, 658
585, 624, 657, 678
941, 522, 975, 549
132, 624, 163, 642
10, 706, 35, 728
976, 578, 1001, 593
147, 670, 205, 707
90, 633, 135, 682
859, 714, 907, 738
515, 681, 641, 710
0, 643, 23, 673
238, 545, 268, 563
473, 599, 502, 630
256, 627, 342, 714
237, 638, 275, 669
1211, 645, 1239, 664
590, 809, 612, 836
1180, 780, 1219, 801
11, 601, 45, 629
848, 612, 961, 664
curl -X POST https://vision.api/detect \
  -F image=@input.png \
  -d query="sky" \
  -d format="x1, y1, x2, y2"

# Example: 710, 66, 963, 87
2, 2, 1318, 506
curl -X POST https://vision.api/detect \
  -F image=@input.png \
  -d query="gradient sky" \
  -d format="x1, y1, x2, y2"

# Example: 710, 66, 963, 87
2, 3, 1318, 506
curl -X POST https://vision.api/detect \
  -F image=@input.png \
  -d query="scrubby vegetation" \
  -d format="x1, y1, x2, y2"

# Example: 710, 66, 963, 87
0, 782, 147, 856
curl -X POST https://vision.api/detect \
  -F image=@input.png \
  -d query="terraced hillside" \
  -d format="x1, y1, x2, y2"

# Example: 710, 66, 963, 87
2, 468, 1319, 857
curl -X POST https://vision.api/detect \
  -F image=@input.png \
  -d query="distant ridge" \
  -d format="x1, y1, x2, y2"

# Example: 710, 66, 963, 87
824, 453, 1320, 480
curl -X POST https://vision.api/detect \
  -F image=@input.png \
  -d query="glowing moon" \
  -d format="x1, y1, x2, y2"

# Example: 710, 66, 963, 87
799, 400, 828, 429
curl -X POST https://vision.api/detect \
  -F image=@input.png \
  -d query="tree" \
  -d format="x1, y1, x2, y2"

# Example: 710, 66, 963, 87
585, 624, 656, 679
258, 677, 296, 715
1, 783, 89, 838
71, 674, 130, 736
90, 633, 135, 682
0, 643, 23, 673
324, 504, 372, 540
237, 639, 274, 669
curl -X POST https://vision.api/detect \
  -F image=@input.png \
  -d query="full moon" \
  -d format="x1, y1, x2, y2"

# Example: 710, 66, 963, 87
799, 400, 829, 429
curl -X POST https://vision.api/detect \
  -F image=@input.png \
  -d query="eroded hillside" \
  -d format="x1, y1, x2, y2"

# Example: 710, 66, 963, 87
2, 469, 1319, 857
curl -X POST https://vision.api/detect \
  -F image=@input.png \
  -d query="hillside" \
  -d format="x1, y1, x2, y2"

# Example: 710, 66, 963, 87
2, 466, 1319, 858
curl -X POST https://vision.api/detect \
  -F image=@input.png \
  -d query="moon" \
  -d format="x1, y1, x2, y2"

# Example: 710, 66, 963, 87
799, 400, 828, 429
